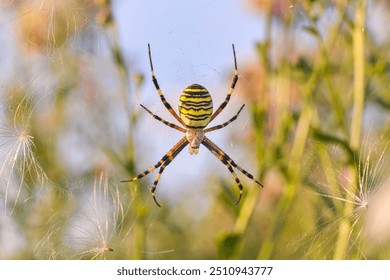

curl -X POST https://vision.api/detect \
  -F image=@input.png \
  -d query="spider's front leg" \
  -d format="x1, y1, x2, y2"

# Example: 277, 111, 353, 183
148, 44, 186, 127
209, 44, 238, 122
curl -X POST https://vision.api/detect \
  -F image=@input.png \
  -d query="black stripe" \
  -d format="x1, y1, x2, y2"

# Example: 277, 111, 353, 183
179, 103, 212, 109
187, 83, 207, 89
180, 100, 211, 106
152, 77, 160, 90
183, 90, 210, 97
230, 76, 238, 88
181, 94, 211, 99
185, 115, 210, 121
179, 105, 213, 111
183, 111, 211, 118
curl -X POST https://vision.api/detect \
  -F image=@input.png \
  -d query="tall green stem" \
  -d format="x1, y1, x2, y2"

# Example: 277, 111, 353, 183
333, 0, 366, 260
350, 0, 366, 152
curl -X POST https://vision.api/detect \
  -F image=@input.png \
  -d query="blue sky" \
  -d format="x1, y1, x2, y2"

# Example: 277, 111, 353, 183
114, 0, 265, 90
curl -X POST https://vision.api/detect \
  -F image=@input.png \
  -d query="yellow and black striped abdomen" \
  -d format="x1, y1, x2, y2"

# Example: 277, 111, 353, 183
178, 84, 213, 129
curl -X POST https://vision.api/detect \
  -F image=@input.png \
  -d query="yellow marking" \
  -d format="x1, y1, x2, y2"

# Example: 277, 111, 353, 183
179, 108, 212, 116
184, 88, 209, 93
179, 104, 213, 111
179, 96, 212, 103
181, 116, 211, 128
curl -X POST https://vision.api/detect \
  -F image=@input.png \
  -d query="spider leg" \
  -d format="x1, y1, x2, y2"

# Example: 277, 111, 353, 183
121, 136, 187, 183
150, 139, 189, 207
203, 137, 263, 186
202, 136, 263, 204
226, 164, 243, 205
140, 104, 186, 132
209, 44, 238, 123
204, 104, 245, 133
148, 44, 186, 127
201, 137, 244, 205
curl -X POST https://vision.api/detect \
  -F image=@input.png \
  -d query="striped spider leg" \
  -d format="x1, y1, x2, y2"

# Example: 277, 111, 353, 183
122, 44, 262, 207
121, 134, 188, 207
147, 43, 186, 127
203, 104, 263, 205
201, 136, 263, 205
209, 44, 238, 123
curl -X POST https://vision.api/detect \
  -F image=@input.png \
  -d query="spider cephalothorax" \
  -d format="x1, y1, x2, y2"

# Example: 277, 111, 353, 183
122, 44, 263, 207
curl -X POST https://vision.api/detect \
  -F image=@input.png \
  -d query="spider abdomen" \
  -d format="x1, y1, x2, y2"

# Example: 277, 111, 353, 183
178, 84, 213, 129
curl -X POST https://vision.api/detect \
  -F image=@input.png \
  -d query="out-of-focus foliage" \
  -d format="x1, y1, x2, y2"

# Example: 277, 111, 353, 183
1, 0, 390, 260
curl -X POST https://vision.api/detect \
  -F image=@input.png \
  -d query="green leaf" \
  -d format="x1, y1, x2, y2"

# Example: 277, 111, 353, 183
216, 232, 242, 259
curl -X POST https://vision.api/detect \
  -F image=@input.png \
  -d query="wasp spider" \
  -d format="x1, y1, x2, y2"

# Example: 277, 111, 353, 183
122, 44, 263, 207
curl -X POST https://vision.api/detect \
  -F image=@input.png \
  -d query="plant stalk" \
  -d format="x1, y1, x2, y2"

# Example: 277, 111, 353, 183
333, 0, 366, 260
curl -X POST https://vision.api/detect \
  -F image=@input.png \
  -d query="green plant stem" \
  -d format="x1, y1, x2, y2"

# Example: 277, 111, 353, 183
333, 0, 366, 260
257, 104, 314, 259
234, 185, 260, 235
257, 22, 332, 257
350, 0, 366, 153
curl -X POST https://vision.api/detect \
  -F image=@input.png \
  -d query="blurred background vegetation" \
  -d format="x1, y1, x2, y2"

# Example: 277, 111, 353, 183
1, 0, 390, 260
